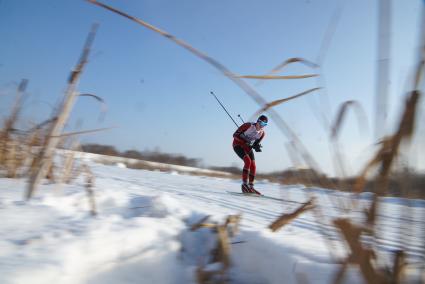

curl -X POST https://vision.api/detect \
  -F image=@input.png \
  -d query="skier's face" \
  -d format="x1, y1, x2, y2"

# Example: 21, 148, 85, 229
258, 120, 267, 127
256, 120, 267, 130
255, 122, 262, 130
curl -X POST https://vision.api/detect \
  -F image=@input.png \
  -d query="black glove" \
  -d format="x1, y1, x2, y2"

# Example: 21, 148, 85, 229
246, 140, 254, 148
252, 142, 262, 152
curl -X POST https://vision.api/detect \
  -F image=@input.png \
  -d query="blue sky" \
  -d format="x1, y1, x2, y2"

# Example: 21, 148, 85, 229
0, 0, 424, 175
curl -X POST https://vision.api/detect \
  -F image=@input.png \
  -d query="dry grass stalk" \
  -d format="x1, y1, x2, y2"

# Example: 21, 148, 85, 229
316, 2, 345, 66
82, 164, 97, 216
60, 140, 80, 184
364, 194, 379, 229
0, 79, 28, 135
237, 74, 318, 80
333, 218, 387, 284
212, 225, 231, 270
2, 135, 35, 179
354, 11, 424, 195
78, 93, 106, 107
12, 136, 30, 178
310, 1, 345, 131
191, 215, 237, 284
78, 93, 108, 122
330, 100, 367, 139
26, 117, 58, 135
269, 198, 315, 232
261, 57, 318, 77
18, 131, 39, 176
252, 88, 321, 118
224, 214, 241, 237
254, 57, 319, 87
0, 79, 28, 172
392, 250, 406, 284
413, 6, 425, 90
329, 100, 368, 211
190, 215, 213, 231
51, 126, 116, 138
5, 140, 18, 178
354, 90, 420, 195
26, 24, 98, 200
374, 0, 391, 140
46, 162, 55, 183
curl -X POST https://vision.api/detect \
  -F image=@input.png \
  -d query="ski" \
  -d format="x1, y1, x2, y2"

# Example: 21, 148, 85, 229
226, 191, 301, 204
227, 191, 263, 198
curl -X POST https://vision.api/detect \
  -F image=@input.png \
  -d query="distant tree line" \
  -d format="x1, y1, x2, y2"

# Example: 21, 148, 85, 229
81, 143, 201, 167
258, 167, 425, 199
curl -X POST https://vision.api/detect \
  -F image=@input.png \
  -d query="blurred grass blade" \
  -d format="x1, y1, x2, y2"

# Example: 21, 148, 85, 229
354, 90, 420, 194
255, 57, 318, 86
79, 93, 108, 122
238, 74, 318, 80
269, 57, 318, 72
253, 87, 320, 117
330, 100, 368, 139
333, 218, 387, 283
374, 0, 391, 140
50, 126, 116, 138
269, 198, 314, 232
26, 24, 99, 200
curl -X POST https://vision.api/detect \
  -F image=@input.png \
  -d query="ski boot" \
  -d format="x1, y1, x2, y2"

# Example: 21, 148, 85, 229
248, 183, 262, 195
241, 183, 251, 193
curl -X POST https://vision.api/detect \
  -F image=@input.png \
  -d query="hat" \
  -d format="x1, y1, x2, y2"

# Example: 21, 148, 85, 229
257, 115, 268, 123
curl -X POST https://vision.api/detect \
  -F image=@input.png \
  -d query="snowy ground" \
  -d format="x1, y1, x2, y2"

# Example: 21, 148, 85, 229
0, 161, 424, 284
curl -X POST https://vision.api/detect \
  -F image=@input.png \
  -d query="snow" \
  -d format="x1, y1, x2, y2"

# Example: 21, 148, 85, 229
65, 150, 232, 176
0, 160, 424, 284
116, 162, 127, 168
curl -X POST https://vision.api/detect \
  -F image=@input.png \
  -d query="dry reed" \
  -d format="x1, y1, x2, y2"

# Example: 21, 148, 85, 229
333, 218, 387, 284
237, 74, 318, 80
252, 87, 321, 118
0, 79, 29, 177
269, 198, 315, 232
82, 164, 97, 216
191, 214, 241, 284
26, 23, 99, 199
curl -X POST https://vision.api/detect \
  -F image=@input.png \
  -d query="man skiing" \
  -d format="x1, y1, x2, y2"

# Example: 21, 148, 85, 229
232, 115, 268, 195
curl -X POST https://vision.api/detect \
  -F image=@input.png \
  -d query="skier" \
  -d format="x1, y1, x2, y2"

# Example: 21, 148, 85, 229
232, 115, 268, 194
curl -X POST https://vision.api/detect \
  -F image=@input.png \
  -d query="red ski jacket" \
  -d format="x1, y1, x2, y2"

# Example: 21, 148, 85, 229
232, 122, 265, 152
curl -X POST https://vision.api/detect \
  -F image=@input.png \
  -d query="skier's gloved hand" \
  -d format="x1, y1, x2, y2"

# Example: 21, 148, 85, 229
246, 140, 254, 148
253, 142, 262, 152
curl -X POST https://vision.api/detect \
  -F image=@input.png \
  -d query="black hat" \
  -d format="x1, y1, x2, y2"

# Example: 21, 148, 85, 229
257, 115, 268, 123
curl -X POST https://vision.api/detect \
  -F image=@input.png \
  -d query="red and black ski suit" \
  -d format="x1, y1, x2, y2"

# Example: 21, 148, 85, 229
232, 122, 265, 185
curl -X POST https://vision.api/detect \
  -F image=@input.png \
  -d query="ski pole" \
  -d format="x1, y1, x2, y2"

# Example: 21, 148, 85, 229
237, 114, 245, 124
210, 91, 239, 128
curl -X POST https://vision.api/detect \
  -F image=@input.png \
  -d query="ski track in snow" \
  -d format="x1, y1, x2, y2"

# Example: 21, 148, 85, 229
95, 164, 425, 261
0, 161, 424, 284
